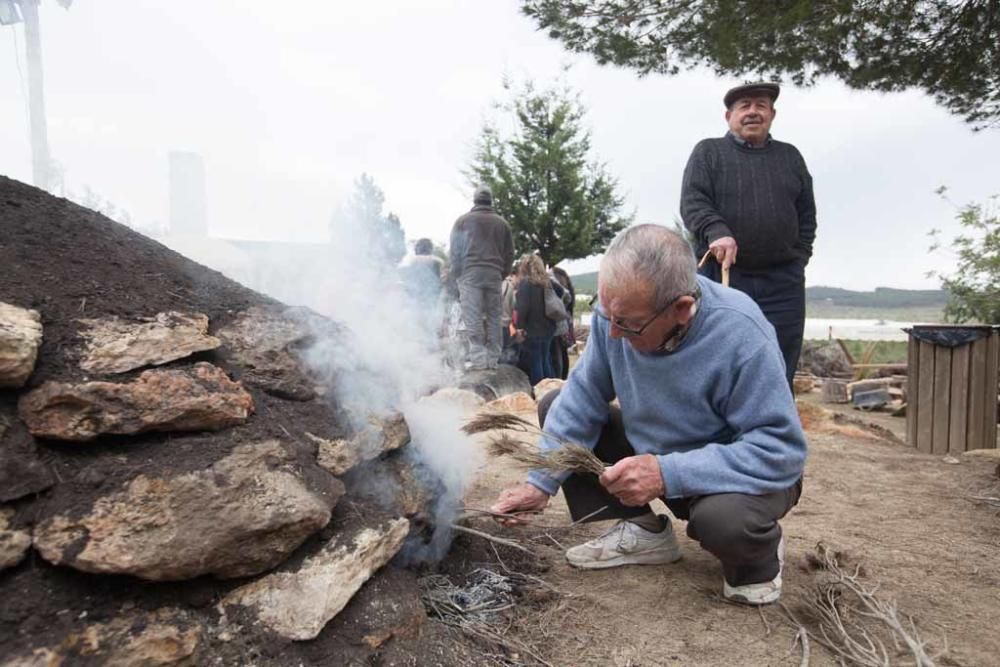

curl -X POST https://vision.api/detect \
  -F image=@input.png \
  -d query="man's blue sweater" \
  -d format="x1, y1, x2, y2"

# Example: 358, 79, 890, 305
527, 275, 807, 499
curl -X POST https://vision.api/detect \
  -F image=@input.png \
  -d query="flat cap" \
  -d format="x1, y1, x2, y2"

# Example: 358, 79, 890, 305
724, 82, 780, 108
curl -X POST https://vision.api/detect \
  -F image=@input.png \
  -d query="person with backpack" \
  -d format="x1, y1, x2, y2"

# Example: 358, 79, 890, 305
512, 254, 556, 385
549, 266, 576, 379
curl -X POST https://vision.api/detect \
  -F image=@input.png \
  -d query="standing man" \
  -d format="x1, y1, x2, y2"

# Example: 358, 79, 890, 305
680, 82, 817, 388
449, 185, 514, 370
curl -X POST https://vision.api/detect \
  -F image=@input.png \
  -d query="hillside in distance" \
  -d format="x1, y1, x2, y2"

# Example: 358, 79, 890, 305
570, 271, 949, 320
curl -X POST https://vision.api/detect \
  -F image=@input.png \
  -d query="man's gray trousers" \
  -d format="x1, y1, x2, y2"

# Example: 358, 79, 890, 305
458, 277, 502, 368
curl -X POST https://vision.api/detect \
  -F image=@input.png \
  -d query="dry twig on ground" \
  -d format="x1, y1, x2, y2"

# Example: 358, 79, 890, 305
783, 542, 941, 667
450, 524, 537, 557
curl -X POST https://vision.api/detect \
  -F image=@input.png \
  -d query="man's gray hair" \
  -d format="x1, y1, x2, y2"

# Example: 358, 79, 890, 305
600, 224, 698, 307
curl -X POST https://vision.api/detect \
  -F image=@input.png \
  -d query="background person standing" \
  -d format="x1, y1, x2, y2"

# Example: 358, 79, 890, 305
680, 82, 817, 389
448, 185, 515, 370
513, 253, 557, 385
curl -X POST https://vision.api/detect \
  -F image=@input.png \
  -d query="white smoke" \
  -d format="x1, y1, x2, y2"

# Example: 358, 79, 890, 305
225, 188, 482, 563
400, 392, 484, 563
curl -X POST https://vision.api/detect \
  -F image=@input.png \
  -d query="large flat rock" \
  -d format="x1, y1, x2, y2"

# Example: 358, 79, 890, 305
221, 518, 410, 640
18, 362, 253, 442
0, 302, 42, 388
32, 441, 343, 580
78, 311, 221, 374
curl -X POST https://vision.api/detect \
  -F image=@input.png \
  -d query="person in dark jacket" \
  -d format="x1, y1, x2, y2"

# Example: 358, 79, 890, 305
513, 253, 556, 385
680, 82, 817, 390
449, 185, 515, 370
549, 266, 576, 380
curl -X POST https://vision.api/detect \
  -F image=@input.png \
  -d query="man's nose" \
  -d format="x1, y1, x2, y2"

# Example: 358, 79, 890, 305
609, 323, 625, 339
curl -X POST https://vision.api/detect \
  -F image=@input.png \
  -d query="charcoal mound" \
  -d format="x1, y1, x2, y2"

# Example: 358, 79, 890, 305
0, 176, 476, 664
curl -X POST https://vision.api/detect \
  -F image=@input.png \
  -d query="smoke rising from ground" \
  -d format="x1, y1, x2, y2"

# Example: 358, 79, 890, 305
222, 191, 481, 563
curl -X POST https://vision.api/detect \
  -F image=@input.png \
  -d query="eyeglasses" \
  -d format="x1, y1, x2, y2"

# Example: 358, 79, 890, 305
590, 293, 688, 338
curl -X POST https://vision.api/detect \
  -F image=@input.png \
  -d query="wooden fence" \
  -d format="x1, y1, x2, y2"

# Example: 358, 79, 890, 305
906, 326, 999, 453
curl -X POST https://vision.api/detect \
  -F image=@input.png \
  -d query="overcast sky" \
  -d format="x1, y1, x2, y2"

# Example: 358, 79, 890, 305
1, 1, 998, 290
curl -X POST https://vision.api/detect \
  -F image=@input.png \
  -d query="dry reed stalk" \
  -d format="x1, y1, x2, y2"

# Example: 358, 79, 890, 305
466, 411, 605, 477
462, 412, 537, 435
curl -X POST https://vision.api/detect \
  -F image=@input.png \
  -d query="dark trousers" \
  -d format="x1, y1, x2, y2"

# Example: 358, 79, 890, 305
699, 259, 805, 391
522, 335, 553, 385
539, 390, 801, 586
550, 336, 569, 380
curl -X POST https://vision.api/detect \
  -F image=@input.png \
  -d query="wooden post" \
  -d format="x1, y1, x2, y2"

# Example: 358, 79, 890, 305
906, 335, 919, 447
984, 331, 999, 449
968, 337, 988, 450
948, 343, 970, 452
931, 345, 951, 454
916, 341, 935, 453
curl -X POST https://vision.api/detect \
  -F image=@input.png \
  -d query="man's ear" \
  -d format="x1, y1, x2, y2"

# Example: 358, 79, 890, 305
725, 109, 733, 123
675, 296, 697, 324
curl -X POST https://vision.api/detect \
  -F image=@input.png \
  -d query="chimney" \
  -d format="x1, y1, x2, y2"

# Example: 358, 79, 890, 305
168, 151, 207, 236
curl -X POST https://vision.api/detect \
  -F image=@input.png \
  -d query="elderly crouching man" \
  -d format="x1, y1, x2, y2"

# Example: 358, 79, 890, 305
491, 224, 806, 605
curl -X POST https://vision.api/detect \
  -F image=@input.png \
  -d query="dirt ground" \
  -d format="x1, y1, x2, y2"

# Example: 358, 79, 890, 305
452, 398, 1000, 666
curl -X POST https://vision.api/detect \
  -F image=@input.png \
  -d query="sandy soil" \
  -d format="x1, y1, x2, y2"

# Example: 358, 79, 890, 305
454, 401, 1000, 666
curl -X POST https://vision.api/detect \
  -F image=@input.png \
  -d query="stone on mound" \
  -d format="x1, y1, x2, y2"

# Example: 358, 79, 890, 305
310, 413, 410, 476
0, 507, 30, 571
3, 609, 201, 666
420, 387, 485, 412
457, 365, 532, 401
0, 302, 42, 388
78, 311, 221, 374
485, 391, 536, 413
533, 378, 564, 403
216, 306, 333, 401
222, 518, 409, 640
18, 362, 253, 441
32, 440, 343, 580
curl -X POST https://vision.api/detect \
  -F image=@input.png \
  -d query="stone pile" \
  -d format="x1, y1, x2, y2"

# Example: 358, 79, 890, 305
0, 176, 494, 665
0, 298, 434, 663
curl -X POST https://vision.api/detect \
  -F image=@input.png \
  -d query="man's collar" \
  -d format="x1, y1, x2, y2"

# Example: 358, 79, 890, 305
727, 130, 772, 149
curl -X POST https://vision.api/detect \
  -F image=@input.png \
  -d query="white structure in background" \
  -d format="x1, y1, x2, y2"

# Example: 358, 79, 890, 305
1, 0, 72, 191
157, 151, 330, 307
159, 150, 253, 285
168, 151, 207, 236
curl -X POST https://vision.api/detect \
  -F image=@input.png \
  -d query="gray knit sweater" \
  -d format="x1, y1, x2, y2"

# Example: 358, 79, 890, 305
680, 134, 817, 270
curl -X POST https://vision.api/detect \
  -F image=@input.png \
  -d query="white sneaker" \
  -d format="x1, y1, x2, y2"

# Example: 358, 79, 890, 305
723, 537, 784, 606
565, 518, 682, 569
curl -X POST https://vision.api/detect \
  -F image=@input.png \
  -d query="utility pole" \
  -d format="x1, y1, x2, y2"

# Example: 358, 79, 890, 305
20, 0, 51, 191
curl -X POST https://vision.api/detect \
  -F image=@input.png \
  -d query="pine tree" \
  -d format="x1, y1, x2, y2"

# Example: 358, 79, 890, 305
469, 81, 632, 266
334, 174, 406, 266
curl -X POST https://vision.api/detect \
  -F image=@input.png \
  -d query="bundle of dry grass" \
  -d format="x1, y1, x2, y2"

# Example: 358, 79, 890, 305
464, 412, 605, 477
